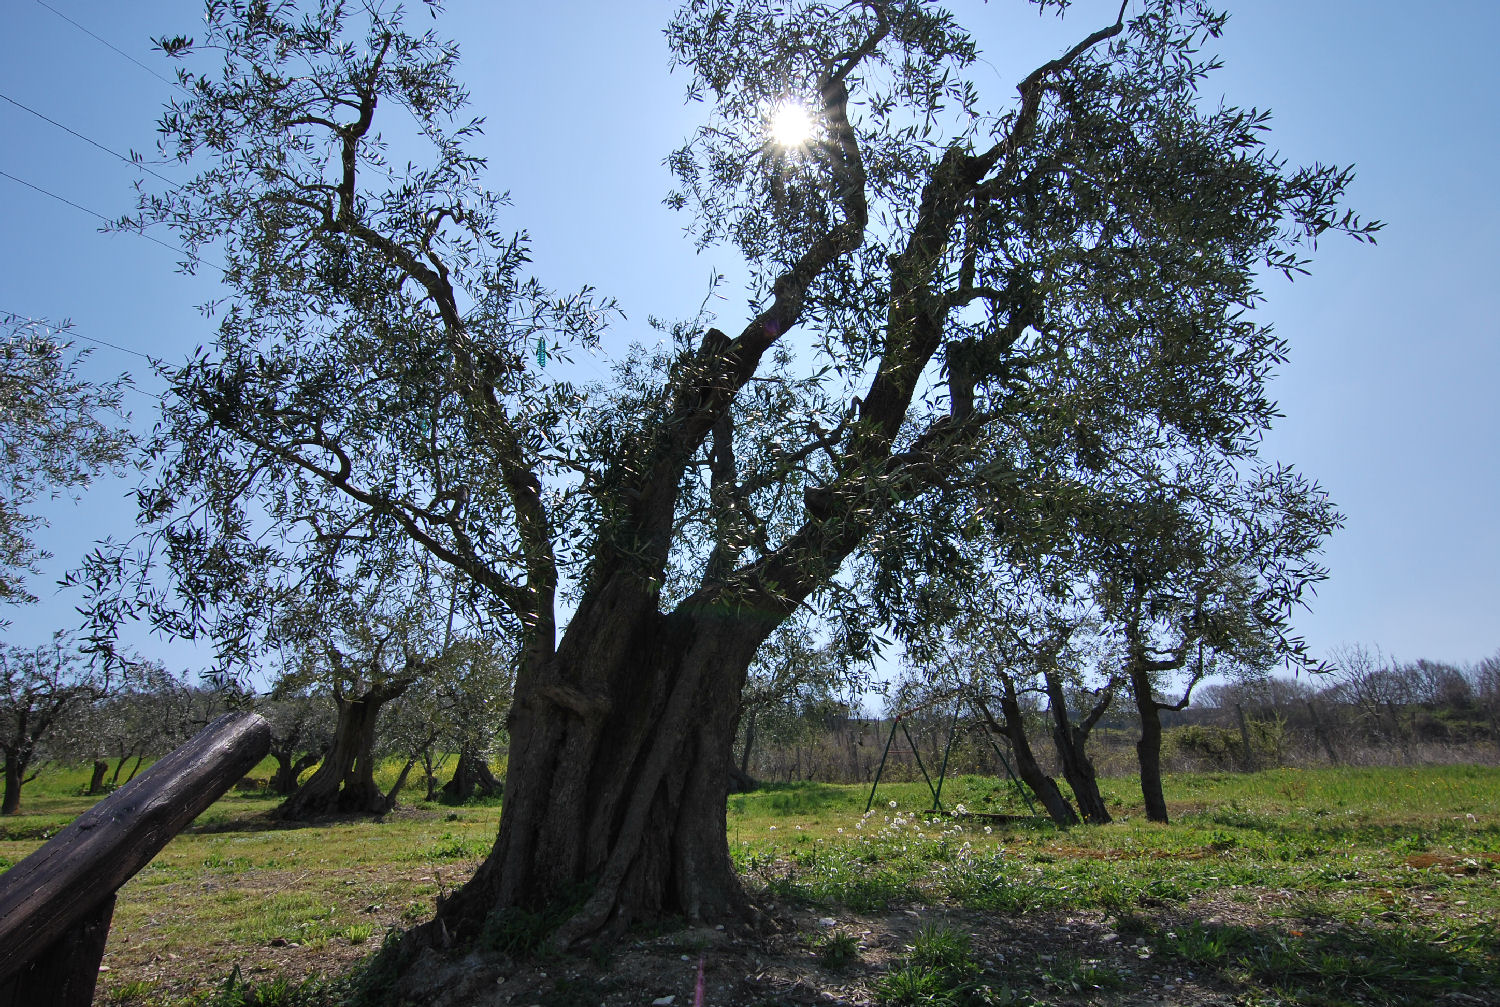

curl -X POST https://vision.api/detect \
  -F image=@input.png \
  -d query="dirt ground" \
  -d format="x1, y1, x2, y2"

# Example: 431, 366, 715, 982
388, 901, 1269, 1007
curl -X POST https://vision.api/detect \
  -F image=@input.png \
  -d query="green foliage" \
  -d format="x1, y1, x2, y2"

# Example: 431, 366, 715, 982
1166, 724, 1244, 769
815, 929, 861, 969
911, 922, 978, 976
477, 882, 592, 960
0, 315, 133, 612
1037, 954, 1127, 995
874, 922, 1006, 1006
199, 967, 341, 1007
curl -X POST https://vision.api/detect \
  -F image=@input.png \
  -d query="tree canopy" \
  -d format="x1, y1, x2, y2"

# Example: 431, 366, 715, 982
82, 0, 1375, 945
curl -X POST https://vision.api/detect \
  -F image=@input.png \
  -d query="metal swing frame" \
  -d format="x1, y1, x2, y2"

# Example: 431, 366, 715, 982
863, 688, 1037, 817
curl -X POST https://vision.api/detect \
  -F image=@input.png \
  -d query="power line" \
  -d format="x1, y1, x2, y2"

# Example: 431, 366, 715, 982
0, 168, 226, 273
32, 0, 187, 94
0, 307, 158, 364
0, 91, 183, 191
0, 308, 167, 403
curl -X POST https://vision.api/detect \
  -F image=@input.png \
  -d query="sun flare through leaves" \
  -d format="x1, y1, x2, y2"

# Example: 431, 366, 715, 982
768, 100, 816, 147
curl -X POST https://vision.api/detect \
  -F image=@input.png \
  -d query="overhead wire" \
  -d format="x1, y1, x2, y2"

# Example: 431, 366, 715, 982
0, 308, 157, 364
0, 90, 184, 192
13, 1, 620, 391
32, 0, 188, 94
0, 168, 225, 273
0, 307, 167, 403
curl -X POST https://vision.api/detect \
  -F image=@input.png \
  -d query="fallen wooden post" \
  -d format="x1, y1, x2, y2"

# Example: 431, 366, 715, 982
0, 710, 271, 1007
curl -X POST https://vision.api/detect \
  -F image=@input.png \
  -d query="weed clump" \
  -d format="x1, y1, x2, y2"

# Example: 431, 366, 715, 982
815, 929, 861, 969
874, 922, 1017, 1006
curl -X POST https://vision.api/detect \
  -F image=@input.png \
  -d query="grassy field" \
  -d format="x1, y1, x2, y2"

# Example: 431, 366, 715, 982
1, 762, 1497, 1006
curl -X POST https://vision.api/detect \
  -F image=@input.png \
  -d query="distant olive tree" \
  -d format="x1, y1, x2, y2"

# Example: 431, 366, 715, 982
0, 634, 105, 814
0, 315, 133, 623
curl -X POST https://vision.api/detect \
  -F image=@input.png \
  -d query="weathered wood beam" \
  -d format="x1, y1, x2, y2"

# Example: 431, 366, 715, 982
0, 711, 271, 1004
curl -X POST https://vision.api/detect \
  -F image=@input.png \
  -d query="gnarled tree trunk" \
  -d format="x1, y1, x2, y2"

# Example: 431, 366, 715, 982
413, 579, 769, 950
276, 680, 410, 819
271, 747, 325, 795
441, 747, 502, 803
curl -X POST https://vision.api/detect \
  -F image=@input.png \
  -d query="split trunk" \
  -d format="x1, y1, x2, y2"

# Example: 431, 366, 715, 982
276, 681, 409, 819
414, 575, 775, 950
1041, 671, 1113, 825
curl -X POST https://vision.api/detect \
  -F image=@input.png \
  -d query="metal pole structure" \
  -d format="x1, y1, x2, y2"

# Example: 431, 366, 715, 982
929, 699, 964, 813
864, 715, 903, 814
900, 718, 941, 809
984, 735, 1037, 816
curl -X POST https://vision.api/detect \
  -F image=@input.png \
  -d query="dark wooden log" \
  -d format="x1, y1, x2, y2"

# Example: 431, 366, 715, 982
0, 894, 115, 1007
0, 711, 270, 997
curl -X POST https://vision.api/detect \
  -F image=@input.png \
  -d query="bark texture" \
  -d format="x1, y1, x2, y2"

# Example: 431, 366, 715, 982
413, 580, 774, 949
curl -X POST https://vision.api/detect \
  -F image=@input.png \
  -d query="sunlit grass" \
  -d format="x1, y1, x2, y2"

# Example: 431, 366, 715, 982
4, 761, 1498, 1004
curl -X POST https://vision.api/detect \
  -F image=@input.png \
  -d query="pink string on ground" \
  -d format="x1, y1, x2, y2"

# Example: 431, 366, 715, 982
694, 953, 706, 1007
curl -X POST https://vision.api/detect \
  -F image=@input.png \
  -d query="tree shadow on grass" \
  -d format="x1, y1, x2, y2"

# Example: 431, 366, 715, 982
730, 782, 855, 817
1151, 915, 1500, 1006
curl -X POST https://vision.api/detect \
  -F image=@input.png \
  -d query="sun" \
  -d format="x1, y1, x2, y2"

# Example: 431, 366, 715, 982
768, 101, 816, 147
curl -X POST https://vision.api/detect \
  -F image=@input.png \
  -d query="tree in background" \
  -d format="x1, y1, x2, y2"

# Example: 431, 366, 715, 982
0, 315, 133, 623
379, 631, 515, 805
0, 634, 105, 814
1085, 473, 1337, 823
259, 686, 336, 796
84, 0, 1375, 944
272, 574, 456, 820
435, 636, 514, 804
56, 660, 226, 794
735, 616, 866, 791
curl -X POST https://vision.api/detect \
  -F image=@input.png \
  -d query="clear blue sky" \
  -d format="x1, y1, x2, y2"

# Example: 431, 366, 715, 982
2, 1, 1496, 672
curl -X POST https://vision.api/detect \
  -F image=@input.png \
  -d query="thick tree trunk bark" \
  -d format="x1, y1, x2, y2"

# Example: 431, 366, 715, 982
1129, 664, 1170, 824
412, 578, 768, 951
276, 683, 408, 819
976, 685, 1078, 828
1041, 671, 1112, 825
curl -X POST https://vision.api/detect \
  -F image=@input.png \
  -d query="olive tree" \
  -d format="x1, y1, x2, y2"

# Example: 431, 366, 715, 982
0, 634, 105, 814
0, 315, 133, 622
87, 0, 1374, 945
271, 577, 455, 819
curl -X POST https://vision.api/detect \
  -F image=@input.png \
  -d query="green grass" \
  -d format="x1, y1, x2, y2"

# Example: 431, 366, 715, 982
728, 767, 1500, 1006
3, 761, 1499, 1005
